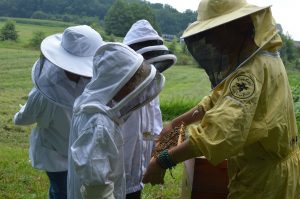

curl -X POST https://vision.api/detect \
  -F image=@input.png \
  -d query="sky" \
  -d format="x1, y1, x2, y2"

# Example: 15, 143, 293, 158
147, 0, 300, 41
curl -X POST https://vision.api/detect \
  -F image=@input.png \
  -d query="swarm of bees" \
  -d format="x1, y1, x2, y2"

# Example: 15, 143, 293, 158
152, 123, 186, 158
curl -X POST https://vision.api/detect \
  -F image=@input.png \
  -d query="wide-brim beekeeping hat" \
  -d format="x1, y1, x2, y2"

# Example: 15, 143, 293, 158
41, 25, 104, 77
182, 0, 270, 39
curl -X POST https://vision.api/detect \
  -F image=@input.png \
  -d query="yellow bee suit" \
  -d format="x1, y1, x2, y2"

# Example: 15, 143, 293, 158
187, 8, 300, 199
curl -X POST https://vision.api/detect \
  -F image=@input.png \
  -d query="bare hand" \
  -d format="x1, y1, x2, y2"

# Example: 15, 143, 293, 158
142, 157, 166, 185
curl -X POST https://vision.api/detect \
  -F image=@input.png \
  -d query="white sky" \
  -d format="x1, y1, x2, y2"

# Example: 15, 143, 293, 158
147, 0, 300, 41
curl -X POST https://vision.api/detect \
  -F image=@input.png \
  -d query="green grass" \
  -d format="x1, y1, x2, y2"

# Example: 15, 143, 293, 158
142, 164, 184, 199
159, 65, 210, 102
159, 65, 210, 121
0, 146, 48, 199
0, 18, 74, 49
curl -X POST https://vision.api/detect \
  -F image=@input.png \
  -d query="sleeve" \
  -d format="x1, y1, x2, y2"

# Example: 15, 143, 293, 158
198, 88, 222, 113
13, 87, 47, 125
188, 71, 263, 165
198, 95, 214, 113
71, 123, 120, 196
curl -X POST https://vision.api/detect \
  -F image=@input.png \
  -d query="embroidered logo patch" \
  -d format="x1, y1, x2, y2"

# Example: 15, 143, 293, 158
229, 75, 255, 99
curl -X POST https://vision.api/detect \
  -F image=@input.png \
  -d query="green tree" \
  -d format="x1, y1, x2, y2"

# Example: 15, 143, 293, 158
128, 3, 160, 34
280, 33, 297, 67
167, 37, 178, 54
31, 10, 49, 19
29, 31, 45, 49
0, 20, 18, 41
104, 0, 134, 37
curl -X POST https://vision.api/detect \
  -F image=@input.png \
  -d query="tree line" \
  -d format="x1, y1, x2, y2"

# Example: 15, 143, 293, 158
0, 0, 299, 70
0, 0, 197, 37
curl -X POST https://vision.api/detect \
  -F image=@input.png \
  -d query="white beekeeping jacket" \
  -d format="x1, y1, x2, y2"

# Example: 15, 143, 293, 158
121, 97, 162, 193
14, 59, 89, 171
122, 19, 176, 194
68, 43, 165, 199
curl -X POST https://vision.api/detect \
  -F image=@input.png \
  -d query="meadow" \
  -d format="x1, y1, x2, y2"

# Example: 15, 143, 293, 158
0, 18, 299, 199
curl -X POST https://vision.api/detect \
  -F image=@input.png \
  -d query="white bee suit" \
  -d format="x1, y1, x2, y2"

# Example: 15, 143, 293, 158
121, 93, 162, 193
14, 59, 89, 171
122, 19, 176, 194
68, 43, 165, 199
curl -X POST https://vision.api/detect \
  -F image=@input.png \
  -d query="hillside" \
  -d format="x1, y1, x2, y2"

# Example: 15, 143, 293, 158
0, 0, 197, 36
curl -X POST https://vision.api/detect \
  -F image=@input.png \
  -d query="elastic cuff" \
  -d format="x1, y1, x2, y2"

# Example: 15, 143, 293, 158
156, 149, 176, 169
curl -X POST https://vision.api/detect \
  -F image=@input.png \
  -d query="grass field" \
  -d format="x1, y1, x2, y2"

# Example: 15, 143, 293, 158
0, 18, 299, 199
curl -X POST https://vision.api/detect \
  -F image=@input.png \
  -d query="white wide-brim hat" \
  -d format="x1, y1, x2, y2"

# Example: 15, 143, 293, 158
41, 25, 104, 77
182, 0, 270, 39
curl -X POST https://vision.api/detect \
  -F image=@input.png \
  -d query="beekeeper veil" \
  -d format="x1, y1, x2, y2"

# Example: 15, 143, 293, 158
74, 42, 165, 124
182, 0, 280, 88
32, 58, 91, 109
32, 25, 104, 109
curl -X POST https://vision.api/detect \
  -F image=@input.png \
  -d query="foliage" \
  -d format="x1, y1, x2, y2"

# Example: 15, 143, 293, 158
104, 0, 134, 37
31, 10, 48, 19
0, 20, 18, 41
0, 19, 69, 49
164, 40, 197, 65
167, 37, 178, 53
0, 0, 197, 36
149, 3, 197, 36
280, 33, 300, 70
289, 72, 300, 130
28, 31, 46, 49
104, 0, 158, 37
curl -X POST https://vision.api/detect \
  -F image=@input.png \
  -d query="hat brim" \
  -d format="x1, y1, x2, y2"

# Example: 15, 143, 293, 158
41, 34, 94, 77
125, 35, 163, 46
182, 4, 271, 39
136, 45, 168, 54
146, 54, 177, 72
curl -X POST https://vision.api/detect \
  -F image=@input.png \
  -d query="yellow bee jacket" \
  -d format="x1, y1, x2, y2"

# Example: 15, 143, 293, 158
188, 51, 299, 198
187, 6, 299, 199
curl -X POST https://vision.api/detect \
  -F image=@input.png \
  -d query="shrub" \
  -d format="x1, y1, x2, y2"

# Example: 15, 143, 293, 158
291, 83, 300, 132
0, 20, 18, 41
176, 54, 197, 65
31, 11, 49, 19
167, 37, 178, 54
29, 31, 46, 49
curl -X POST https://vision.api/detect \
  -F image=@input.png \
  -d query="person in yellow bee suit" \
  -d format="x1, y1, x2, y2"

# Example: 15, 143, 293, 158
142, 0, 300, 198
